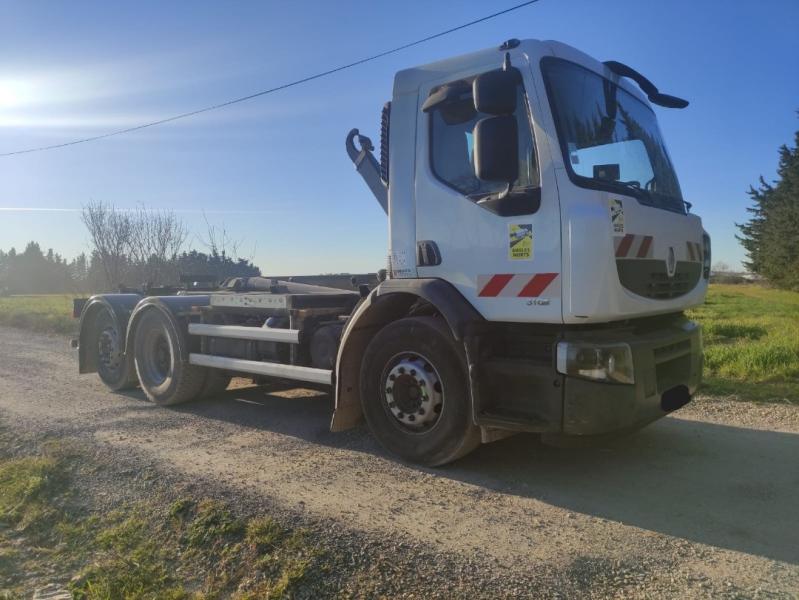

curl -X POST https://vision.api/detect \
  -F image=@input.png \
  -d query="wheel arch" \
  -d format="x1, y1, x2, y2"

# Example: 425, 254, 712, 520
124, 295, 210, 362
77, 293, 142, 374
331, 278, 483, 431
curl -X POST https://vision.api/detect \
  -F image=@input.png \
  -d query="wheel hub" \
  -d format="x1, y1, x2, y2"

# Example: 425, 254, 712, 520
154, 337, 171, 378
98, 327, 121, 371
384, 354, 443, 430
139, 326, 173, 387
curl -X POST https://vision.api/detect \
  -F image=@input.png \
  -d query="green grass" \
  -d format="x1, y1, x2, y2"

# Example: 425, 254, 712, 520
0, 438, 323, 599
687, 284, 799, 403
0, 453, 63, 532
0, 294, 79, 335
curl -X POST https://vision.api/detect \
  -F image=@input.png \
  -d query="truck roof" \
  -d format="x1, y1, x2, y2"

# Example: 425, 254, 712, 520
393, 38, 648, 106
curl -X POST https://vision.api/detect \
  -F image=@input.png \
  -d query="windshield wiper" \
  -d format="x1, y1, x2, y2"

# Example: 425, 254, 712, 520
615, 180, 648, 195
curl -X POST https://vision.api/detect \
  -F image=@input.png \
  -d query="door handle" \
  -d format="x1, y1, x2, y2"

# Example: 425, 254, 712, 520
416, 240, 442, 267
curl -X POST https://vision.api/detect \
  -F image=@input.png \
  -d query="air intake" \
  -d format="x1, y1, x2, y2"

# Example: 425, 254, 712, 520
380, 102, 391, 184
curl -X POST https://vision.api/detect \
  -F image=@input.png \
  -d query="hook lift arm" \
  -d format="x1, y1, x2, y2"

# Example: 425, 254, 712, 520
346, 128, 388, 214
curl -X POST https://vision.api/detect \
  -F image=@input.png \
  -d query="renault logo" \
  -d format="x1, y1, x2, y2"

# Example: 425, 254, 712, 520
666, 246, 677, 278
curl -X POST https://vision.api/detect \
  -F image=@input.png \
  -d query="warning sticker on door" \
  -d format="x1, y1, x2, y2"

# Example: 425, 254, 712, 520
508, 224, 533, 260
609, 198, 625, 234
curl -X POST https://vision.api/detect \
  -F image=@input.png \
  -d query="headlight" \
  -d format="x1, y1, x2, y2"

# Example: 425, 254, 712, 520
556, 341, 635, 384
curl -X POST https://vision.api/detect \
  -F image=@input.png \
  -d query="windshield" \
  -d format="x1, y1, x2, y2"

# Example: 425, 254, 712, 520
541, 57, 685, 213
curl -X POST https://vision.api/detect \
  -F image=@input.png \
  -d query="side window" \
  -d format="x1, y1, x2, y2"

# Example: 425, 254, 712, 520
429, 79, 539, 205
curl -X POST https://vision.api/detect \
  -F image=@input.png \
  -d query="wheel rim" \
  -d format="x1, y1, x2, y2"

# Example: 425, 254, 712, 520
382, 353, 444, 431
98, 326, 122, 372
139, 326, 173, 386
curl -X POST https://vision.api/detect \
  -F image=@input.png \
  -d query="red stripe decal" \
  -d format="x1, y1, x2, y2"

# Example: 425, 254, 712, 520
636, 236, 653, 258
616, 234, 635, 257
518, 273, 558, 297
478, 274, 514, 297
687, 241, 695, 261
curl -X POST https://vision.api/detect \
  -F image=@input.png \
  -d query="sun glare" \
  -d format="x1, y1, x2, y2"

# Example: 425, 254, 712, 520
0, 79, 34, 109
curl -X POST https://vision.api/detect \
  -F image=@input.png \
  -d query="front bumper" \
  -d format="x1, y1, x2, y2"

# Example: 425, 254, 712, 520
560, 318, 702, 435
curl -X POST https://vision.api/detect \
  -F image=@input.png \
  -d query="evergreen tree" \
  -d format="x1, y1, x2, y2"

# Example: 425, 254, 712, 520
737, 117, 799, 290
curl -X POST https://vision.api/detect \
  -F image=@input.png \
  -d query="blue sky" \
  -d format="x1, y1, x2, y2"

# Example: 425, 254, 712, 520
1, 0, 797, 273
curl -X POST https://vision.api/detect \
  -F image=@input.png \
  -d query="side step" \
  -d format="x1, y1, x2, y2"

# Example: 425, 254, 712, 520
188, 323, 300, 344
189, 353, 332, 385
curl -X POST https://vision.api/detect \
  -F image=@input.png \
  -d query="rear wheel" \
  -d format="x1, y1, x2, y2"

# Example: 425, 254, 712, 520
133, 309, 205, 406
360, 317, 480, 466
93, 308, 137, 391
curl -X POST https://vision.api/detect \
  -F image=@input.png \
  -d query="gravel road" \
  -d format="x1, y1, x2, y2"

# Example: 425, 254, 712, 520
1, 325, 797, 598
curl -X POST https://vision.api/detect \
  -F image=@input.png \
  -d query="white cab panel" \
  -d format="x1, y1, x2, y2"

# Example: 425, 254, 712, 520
410, 43, 563, 323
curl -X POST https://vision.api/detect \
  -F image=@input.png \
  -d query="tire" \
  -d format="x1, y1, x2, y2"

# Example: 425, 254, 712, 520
360, 316, 481, 466
200, 369, 231, 399
92, 308, 137, 391
133, 308, 205, 406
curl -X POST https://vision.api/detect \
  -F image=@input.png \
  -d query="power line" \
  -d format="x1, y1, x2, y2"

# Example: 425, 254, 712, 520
1, 0, 541, 158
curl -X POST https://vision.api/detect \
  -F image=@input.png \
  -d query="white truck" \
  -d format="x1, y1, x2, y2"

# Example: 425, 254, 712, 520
75, 38, 708, 466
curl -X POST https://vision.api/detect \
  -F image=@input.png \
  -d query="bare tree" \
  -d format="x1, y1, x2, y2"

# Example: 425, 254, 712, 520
81, 201, 188, 289
200, 213, 243, 260
81, 200, 134, 290
129, 205, 188, 285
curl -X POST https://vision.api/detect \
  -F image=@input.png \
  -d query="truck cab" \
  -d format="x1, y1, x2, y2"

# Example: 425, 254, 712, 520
77, 38, 706, 466
384, 38, 708, 323
340, 38, 705, 452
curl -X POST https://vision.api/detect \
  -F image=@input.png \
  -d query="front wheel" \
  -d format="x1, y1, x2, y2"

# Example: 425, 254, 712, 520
360, 317, 480, 466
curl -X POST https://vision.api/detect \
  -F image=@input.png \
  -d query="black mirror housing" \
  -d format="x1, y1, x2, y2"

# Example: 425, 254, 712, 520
473, 115, 518, 183
473, 69, 518, 115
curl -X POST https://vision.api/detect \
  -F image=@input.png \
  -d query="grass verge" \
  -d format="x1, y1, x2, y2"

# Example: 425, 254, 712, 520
0, 434, 326, 599
0, 294, 78, 336
687, 284, 799, 403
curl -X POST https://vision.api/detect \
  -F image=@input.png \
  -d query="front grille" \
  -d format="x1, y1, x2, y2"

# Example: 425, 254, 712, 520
616, 259, 701, 300
482, 323, 555, 362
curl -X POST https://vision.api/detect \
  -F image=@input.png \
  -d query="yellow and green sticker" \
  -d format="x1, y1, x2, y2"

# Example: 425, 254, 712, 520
508, 223, 533, 260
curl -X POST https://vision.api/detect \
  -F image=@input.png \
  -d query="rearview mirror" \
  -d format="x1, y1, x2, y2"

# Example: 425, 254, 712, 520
473, 69, 518, 115
473, 115, 518, 183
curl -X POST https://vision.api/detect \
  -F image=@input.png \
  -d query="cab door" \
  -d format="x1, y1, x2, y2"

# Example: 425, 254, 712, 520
413, 53, 563, 323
